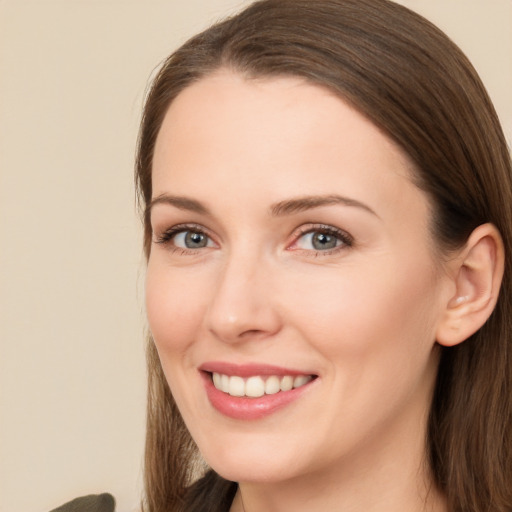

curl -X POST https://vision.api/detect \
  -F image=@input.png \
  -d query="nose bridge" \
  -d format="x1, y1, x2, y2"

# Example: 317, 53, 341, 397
205, 245, 280, 343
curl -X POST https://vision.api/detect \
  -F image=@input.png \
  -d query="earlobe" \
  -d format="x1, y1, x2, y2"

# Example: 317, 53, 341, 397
436, 223, 505, 347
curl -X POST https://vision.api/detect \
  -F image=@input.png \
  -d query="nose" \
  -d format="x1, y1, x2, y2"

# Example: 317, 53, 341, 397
204, 252, 282, 344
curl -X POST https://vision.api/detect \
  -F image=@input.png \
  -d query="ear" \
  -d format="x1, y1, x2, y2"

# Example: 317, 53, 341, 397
436, 223, 505, 347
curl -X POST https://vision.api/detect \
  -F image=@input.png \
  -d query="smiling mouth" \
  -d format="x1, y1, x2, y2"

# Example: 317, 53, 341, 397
210, 372, 316, 398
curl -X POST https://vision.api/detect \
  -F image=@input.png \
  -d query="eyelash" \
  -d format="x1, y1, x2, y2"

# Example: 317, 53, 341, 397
290, 224, 353, 256
154, 223, 214, 254
153, 223, 353, 256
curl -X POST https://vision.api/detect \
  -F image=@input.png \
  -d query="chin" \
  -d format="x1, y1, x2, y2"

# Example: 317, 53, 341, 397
199, 436, 306, 484
211, 459, 296, 484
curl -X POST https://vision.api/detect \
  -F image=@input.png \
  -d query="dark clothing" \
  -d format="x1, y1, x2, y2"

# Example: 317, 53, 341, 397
49, 493, 115, 512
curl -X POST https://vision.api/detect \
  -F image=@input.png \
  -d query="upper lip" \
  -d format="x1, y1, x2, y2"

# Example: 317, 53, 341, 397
199, 361, 317, 378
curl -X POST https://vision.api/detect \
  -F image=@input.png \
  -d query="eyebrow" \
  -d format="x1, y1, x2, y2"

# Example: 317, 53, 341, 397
270, 194, 378, 218
149, 194, 210, 215
148, 193, 378, 218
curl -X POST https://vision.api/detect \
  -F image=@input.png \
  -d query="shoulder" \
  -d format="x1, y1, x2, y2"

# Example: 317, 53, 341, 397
49, 493, 115, 512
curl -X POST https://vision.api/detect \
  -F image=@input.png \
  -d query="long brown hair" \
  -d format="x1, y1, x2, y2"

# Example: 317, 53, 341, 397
136, 1, 512, 510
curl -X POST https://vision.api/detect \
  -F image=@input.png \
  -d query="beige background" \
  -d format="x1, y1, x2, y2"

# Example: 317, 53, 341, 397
0, 1, 510, 511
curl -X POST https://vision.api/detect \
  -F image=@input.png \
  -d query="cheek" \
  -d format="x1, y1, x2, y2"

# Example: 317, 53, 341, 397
282, 257, 440, 365
279, 259, 441, 446
145, 259, 208, 355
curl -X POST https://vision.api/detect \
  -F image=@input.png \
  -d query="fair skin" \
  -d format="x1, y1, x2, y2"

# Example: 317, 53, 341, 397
146, 71, 503, 511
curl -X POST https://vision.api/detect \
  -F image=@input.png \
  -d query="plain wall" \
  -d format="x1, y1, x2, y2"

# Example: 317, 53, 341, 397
0, 1, 510, 511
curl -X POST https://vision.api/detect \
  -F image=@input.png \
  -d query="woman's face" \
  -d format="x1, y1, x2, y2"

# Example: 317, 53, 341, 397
146, 71, 452, 484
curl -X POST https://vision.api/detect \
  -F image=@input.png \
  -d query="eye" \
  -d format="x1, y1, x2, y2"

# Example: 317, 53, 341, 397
290, 225, 353, 254
174, 230, 211, 249
154, 224, 215, 251
297, 231, 339, 250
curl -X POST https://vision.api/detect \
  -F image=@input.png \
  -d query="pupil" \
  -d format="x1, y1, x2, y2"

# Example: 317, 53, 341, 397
185, 231, 206, 248
313, 232, 336, 250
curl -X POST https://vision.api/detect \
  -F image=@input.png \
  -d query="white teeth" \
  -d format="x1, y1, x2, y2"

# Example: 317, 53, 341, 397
265, 375, 281, 395
220, 374, 230, 393
228, 376, 245, 397
211, 372, 313, 397
245, 376, 265, 397
280, 375, 294, 391
293, 375, 311, 388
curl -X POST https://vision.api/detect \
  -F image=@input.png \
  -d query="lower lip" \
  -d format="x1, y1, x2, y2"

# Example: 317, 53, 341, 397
201, 372, 316, 421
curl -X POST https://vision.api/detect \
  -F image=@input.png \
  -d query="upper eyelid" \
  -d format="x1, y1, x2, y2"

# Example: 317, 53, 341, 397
154, 222, 210, 235
292, 223, 353, 240
153, 223, 216, 245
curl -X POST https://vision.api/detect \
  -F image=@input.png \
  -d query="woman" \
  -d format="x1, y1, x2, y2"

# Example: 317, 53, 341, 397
136, 0, 512, 511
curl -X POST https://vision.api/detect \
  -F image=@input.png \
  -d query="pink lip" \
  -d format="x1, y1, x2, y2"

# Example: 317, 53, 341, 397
199, 362, 318, 421
199, 361, 313, 378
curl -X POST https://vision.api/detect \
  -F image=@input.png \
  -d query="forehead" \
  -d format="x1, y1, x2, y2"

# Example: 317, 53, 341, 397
152, 71, 429, 228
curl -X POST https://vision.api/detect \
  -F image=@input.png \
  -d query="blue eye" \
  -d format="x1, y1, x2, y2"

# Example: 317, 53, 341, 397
155, 225, 215, 250
173, 230, 212, 249
294, 227, 352, 252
